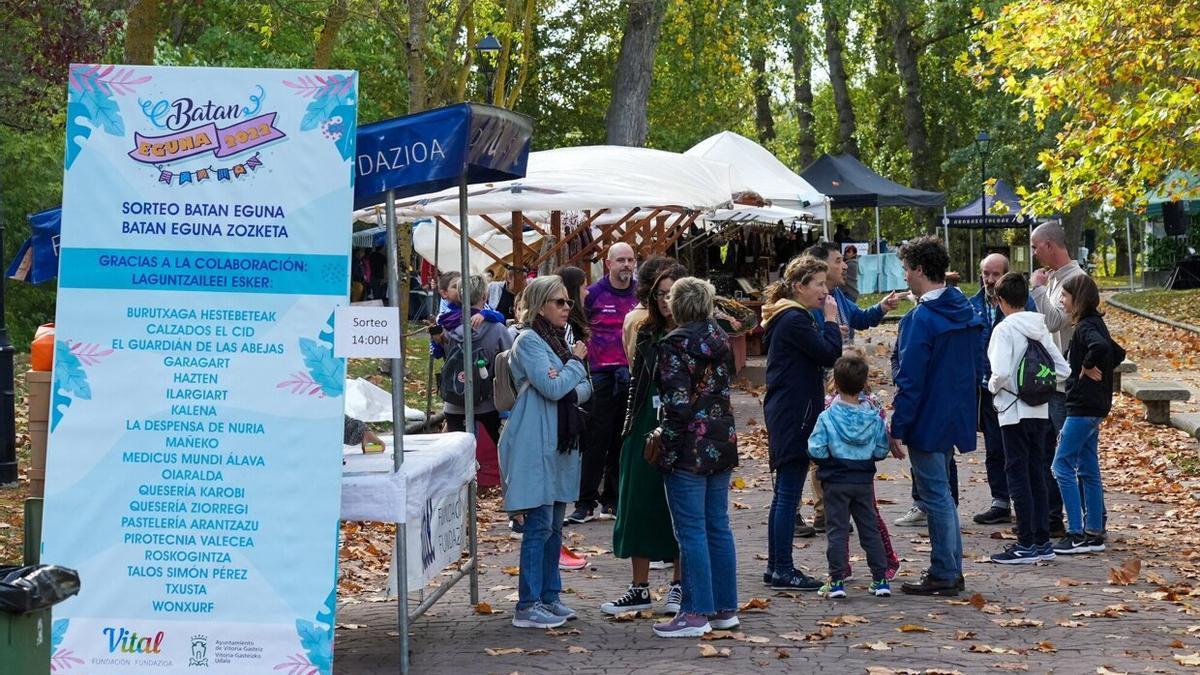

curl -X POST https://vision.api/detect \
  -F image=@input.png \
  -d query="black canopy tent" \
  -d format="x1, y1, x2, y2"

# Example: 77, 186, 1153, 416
800, 153, 944, 255
945, 178, 1033, 274
800, 154, 944, 290
942, 178, 1068, 276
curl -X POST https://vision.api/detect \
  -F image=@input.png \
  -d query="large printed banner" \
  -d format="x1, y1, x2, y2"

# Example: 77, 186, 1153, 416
41, 65, 357, 674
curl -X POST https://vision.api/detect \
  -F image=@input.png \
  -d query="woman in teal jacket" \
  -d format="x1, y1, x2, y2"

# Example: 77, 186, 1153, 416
499, 275, 593, 630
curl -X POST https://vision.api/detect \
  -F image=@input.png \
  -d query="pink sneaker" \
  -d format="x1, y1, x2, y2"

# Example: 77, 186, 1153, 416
558, 545, 587, 570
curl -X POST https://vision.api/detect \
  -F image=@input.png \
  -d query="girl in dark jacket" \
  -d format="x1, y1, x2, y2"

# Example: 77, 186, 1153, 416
761, 255, 842, 590
1051, 274, 1124, 555
650, 277, 739, 638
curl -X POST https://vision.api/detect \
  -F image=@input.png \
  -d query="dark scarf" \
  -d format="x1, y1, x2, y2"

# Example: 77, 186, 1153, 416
531, 315, 586, 453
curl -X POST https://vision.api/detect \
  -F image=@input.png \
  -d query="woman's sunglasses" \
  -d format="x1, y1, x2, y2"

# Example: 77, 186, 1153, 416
548, 298, 575, 309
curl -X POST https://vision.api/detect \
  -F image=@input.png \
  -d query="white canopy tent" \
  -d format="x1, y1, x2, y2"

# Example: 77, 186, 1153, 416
685, 131, 831, 236
354, 145, 742, 275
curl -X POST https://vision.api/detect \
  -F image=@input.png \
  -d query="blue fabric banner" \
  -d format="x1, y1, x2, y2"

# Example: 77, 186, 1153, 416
6, 207, 61, 284
353, 103, 533, 209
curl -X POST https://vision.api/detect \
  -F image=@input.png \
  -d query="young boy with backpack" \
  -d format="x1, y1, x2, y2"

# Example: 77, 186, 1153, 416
807, 353, 893, 598
986, 272, 1070, 564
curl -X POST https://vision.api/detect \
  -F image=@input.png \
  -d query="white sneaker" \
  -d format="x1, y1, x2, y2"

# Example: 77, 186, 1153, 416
894, 505, 927, 527
649, 560, 673, 570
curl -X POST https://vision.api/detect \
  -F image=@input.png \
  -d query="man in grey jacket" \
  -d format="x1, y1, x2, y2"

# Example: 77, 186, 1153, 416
1030, 221, 1087, 536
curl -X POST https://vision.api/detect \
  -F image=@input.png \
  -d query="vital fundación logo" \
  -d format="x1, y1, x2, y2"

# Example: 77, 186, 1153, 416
102, 626, 165, 654
131, 86, 281, 187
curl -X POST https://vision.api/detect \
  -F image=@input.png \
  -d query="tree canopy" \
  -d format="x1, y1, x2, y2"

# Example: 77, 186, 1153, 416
0, 0, 1189, 344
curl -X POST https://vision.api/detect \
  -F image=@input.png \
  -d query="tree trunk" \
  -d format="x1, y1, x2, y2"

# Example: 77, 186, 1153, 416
1062, 200, 1090, 259
605, 0, 667, 146
504, 0, 538, 108
889, 3, 930, 188
406, 0, 428, 114
788, 4, 816, 169
123, 0, 160, 65
822, 0, 858, 156
313, 0, 349, 69
751, 49, 776, 145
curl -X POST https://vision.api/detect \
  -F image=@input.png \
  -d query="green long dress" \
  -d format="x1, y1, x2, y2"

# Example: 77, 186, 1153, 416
612, 349, 680, 561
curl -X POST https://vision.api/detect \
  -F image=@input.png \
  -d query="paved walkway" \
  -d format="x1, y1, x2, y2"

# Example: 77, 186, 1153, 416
334, 324, 1200, 674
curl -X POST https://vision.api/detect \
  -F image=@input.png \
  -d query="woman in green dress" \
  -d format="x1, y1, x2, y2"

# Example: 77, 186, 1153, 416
602, 260, 687, 616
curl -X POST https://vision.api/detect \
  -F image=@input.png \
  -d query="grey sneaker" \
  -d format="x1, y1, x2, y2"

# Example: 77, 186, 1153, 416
652, 612, 711, 638
512, 602, 567, 629
708, 610, 740, 630
894, 505, 927, 527
663, 582, 682, 614
544, 600, 578, 620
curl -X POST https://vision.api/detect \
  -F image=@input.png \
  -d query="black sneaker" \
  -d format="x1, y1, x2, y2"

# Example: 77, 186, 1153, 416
900, 572, 960, 596
794, 515, 817, 538
973, 506, 1012, 525
597, 504, 617, 521
1085, 533, 1106, 552
770, 570, 823, 591
990, 544, 1040, 565
1053, 533, 1093, 554
565, 505, 595, 525
813, 516, 826, 533
600, 584, 652, 615
762, 571, 772, 587
957, 574, 966, 591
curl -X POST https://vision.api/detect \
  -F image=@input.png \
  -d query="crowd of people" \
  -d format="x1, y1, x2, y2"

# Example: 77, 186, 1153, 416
419, 221, 1123, 636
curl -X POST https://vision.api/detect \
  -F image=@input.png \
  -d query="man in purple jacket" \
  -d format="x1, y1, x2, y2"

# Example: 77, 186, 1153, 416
567, 243, 639, 524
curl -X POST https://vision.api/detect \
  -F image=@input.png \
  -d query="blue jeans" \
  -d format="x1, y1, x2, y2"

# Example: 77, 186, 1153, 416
908, 450, 962, 580
767, 459, 808, 575
1046, 392, 1067, 525
516, 502, 566, 609
664, 470, 738, 615
1052, 416, 1105, 534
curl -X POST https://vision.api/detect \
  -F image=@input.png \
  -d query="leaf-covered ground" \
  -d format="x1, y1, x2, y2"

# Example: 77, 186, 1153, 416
1112, 289, 1200, 331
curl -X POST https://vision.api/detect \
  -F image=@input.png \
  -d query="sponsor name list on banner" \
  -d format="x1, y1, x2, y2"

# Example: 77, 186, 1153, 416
41, 65, 357, 674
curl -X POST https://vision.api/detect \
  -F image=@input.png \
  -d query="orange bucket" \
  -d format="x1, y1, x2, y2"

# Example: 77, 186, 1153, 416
30, 323, 54, 371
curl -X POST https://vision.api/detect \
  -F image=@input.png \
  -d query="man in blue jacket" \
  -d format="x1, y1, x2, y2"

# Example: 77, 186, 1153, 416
970, 253, 1038, 526
800, 243, 900, 536
890, 236, 983, 596
806, 243, 901, 344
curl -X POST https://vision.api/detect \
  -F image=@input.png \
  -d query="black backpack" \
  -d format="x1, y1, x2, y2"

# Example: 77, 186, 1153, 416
1014, 339, 1057, 405
439, 334, 493, 407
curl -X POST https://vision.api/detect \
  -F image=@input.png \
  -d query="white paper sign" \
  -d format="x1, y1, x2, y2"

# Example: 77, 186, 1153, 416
334, 305, 402, 358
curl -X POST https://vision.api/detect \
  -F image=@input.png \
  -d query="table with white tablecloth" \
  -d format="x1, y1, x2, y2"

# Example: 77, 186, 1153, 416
340, 432, 477, 588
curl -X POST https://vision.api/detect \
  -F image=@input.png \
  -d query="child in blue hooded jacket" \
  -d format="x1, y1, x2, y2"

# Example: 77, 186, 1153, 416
808, 353, 892, 599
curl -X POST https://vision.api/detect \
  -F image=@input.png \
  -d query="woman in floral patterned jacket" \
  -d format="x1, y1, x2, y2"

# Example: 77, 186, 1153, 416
650, 276, 739, 639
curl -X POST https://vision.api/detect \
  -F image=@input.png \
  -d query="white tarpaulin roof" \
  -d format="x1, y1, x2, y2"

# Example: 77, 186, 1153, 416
353, 145, 739, 222
686, 131, 827, 212
353, 145, 741, 274
707, 205, 818, 225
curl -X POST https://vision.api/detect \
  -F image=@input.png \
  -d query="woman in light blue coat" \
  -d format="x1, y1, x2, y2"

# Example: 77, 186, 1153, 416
499, 275, 592, 629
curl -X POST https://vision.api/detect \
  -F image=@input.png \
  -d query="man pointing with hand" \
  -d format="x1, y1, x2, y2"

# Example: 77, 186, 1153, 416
806, 243, 901, 344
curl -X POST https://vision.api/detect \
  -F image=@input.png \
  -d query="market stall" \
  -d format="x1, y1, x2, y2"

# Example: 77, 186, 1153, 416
944, 178, 1045, 274
353, 145, 741, 285
352, 102, 533, 675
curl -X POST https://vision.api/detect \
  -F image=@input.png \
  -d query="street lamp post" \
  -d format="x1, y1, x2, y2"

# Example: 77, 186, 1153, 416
474, 32, 502, 104
0, 176, 16, 486
974, 130, 992, 271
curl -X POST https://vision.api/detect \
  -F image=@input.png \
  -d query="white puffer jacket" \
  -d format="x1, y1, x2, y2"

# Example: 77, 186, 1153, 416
986, 311, 1070, 427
